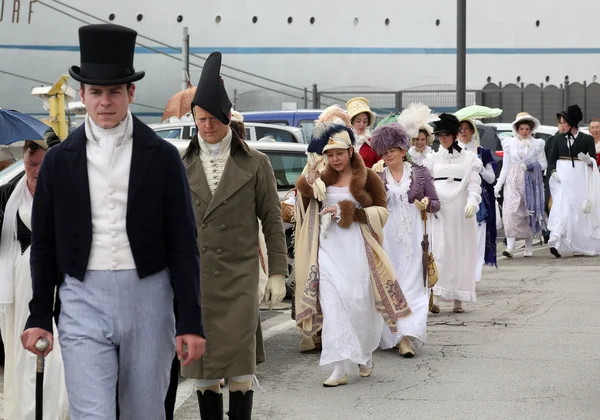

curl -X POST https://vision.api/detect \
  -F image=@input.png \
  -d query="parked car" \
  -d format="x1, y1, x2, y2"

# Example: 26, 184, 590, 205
149, 121, 306, 144
241, 110, 323, 141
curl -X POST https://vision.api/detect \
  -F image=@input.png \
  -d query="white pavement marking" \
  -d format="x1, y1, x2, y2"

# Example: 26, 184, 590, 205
174, 309, 296, 413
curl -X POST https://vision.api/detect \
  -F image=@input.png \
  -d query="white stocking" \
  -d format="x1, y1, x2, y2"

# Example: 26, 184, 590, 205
525, 236, 533, 252
506, 237, 516, 251
327, 361, 347, 381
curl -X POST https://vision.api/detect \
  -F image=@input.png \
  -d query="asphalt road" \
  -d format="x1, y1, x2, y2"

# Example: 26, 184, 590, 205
2, 242, 599, 420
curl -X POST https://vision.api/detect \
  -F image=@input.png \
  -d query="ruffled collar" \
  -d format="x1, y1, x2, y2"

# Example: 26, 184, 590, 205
438, 145, 463, 160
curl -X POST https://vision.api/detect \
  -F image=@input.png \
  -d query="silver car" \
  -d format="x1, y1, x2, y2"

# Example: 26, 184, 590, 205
149, 121, 306, 144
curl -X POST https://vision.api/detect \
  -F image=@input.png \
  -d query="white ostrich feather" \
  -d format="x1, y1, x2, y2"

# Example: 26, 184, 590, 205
397, 103, 440, 139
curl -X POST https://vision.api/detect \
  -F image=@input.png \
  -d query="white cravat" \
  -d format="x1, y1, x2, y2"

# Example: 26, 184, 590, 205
85, 111, 136, 271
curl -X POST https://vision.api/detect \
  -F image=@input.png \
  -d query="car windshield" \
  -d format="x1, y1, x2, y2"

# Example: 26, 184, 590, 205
154, 128, 183, 139
262, 151, 307, 190
255, 127, 297, 143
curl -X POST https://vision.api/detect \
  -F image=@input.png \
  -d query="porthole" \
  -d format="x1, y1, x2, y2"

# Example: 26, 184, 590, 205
177, 15, 183, 23
487, 76, 492, 83
593, 75, 598, 83
545, 75, 550, 82
516, 76, 521, 83
215, 15, 221, 23
385, 18, 390, 26
435, 19, 440, 26
137, 14, 143, 22
310, 17, 315, 24
288, 16, 293, 24
353, 17, 359, 25
109, 13, 115, 21
535, 20, 540, 27
252, 16, 258, 24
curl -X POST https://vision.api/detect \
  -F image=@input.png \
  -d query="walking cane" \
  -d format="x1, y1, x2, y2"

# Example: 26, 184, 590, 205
35, 337, 49, 420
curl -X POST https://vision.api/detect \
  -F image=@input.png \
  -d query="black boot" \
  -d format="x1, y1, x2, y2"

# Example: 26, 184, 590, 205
197, 390, 224, 420
227, 390, 253, 419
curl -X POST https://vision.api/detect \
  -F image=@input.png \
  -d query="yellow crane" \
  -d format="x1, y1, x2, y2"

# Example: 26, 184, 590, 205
31, 75, 79, 139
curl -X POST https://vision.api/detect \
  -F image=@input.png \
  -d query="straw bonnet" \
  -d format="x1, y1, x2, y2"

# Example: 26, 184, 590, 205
512, 112, 540, 132
346, 97, 376, 126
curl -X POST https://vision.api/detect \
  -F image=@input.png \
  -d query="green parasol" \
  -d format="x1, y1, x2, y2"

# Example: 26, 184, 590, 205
375, 113, 398, 129
454, 105, 502, 121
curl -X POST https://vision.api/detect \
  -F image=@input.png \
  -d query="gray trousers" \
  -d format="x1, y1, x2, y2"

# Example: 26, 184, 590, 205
58, 270, 176, 420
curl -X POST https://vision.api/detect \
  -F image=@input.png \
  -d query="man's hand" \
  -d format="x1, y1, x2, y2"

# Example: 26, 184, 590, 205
578, 152, 594, 165
21, 328, 54, 357
176, 334, 206, 366
263, 274, 286, 309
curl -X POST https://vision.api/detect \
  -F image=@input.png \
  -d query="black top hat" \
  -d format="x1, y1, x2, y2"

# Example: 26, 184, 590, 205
69, 24, 145, 86
191, 52, 232, 125
433, 113, 461, 135
556, 104, 583, 127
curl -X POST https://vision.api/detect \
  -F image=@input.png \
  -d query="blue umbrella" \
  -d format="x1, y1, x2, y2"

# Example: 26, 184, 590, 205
0, 108, 49, 145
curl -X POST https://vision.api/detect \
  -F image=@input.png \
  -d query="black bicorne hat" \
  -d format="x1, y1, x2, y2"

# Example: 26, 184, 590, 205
433, 113, 461, 135
69, 24, 145, 85
556, 104, 583, 127
191, 52, 232, 125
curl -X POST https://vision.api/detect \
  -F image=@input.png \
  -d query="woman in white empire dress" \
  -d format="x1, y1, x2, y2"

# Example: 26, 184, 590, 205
0, 138, 69, 420
423, 114, 482, 313
370, 123, 440, 357
294, 124, 410, 387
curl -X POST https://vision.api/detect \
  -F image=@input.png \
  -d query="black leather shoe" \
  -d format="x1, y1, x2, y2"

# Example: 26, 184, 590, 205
197, 390, 224, 420
550, 247, 561, 258
227, 390, 254, 419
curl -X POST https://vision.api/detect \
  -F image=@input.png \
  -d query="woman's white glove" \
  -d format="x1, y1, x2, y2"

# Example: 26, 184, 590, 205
582, 199, 592, 213
551, 172, 561, 183
263, 274, 286, 309
520, 162, 528, 171
464, 204, 477, 219
372, 159, 385, 172
414, 197, 430, 211
577, 152, 594, 165
493, 184, 502, 198
313, 178, 327, 202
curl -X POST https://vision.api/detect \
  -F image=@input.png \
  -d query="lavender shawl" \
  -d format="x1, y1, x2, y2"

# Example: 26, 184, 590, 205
524, 161, 547, 236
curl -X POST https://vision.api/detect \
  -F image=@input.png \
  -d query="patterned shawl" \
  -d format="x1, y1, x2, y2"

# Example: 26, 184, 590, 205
524, 161, 547, 236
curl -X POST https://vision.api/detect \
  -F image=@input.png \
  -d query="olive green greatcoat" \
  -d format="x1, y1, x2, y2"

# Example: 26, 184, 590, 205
181, 131, 287, 379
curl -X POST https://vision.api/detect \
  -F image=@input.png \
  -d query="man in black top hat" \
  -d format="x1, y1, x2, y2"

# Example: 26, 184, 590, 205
181, 51, 287, 419
547, 104, 600, 257
21, 24, 206, 419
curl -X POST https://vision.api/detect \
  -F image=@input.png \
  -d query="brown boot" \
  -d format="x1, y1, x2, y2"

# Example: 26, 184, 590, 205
399, 336, 415, 358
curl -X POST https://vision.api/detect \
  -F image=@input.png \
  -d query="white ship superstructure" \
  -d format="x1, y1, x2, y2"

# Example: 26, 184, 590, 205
1, 0, 599, 119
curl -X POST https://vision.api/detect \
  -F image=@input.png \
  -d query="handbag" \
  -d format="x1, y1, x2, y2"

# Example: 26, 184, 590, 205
281, 189, 296, 223
422, 209, 438, 288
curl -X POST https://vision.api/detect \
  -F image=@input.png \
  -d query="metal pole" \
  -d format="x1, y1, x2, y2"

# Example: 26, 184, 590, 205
304, 87, 308, 109
182, 27, 190, 91
563, 76, 570, 110
312, 84, 318, 109
456, 0, 467, 110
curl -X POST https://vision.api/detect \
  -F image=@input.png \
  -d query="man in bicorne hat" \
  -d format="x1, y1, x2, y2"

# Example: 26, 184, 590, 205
20, 24, 206, 419
181, 51, 287, 419
547, 104, 600, 257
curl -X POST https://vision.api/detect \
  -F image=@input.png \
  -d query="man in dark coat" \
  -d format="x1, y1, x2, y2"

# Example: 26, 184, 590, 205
20, 24, 205, 419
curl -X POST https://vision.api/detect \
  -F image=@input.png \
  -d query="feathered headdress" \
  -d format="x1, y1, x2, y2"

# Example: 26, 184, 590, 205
307, 122, 355, 154
370, 123, 410, 156
396, 103, 439, 140
316, 104, 352, 128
